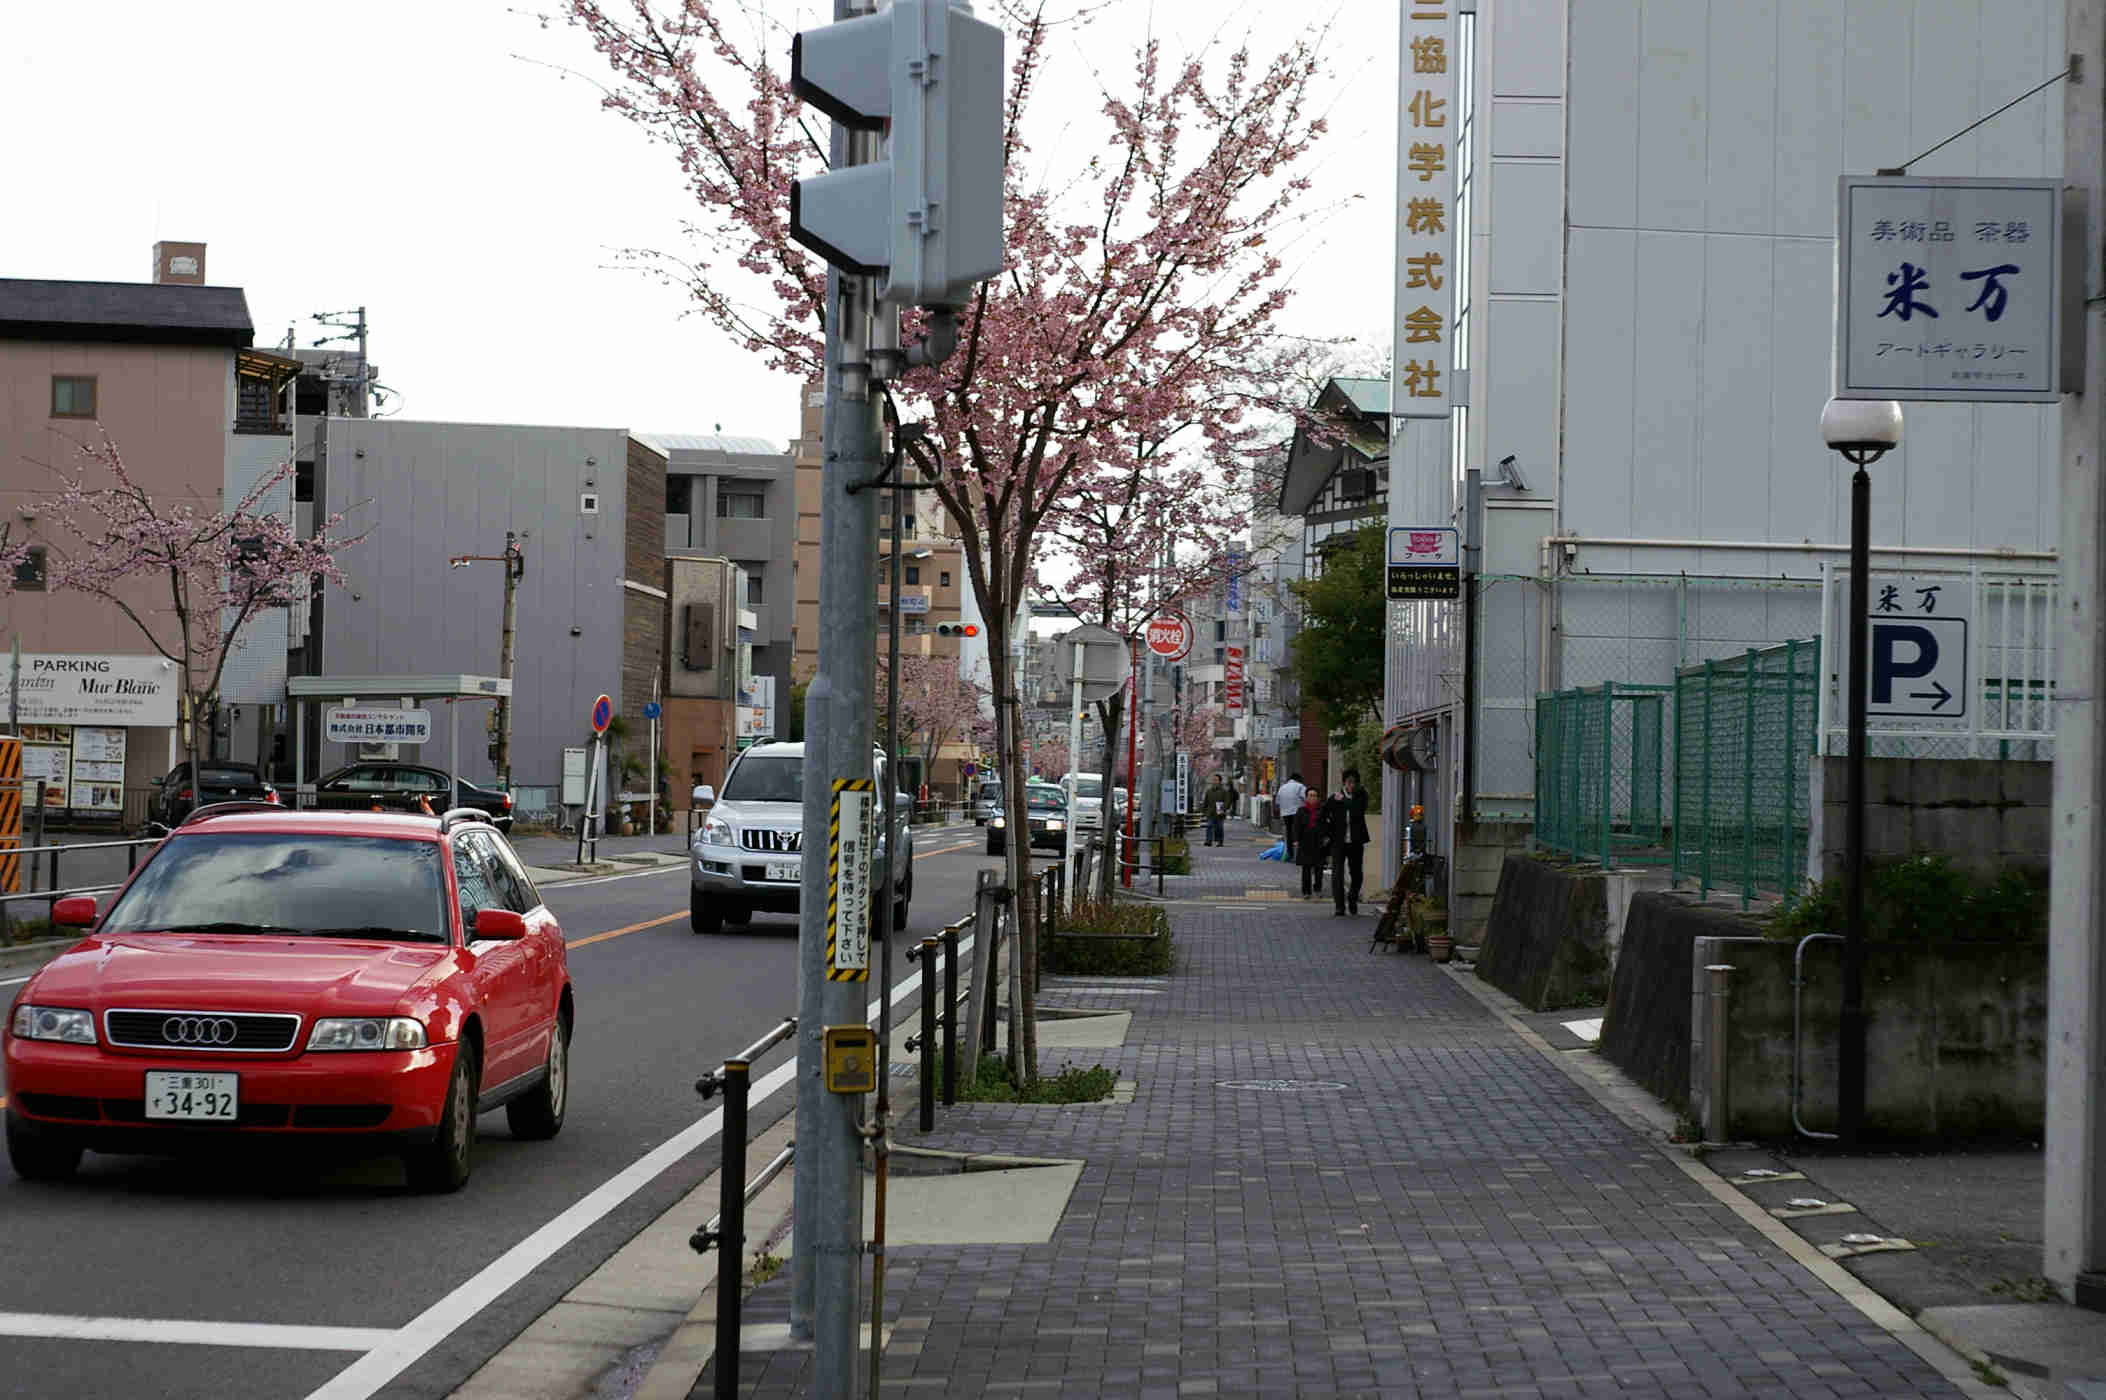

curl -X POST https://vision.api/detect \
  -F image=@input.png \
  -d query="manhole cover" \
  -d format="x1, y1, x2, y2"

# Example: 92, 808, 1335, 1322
1215, 1079, 1350, 1092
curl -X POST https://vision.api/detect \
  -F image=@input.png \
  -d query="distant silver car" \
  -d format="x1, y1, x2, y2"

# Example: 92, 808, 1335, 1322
688, 741, 913, 935
971, 779, 1003, 826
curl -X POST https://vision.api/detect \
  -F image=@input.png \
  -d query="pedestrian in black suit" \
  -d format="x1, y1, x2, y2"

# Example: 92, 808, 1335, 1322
1331, 769, 1371, 915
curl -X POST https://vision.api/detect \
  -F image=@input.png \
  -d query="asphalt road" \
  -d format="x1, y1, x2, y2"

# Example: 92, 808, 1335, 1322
0, 822, 1026, 1400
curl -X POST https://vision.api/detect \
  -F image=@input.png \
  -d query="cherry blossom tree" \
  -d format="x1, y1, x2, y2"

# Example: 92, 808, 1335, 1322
1, 436, 353, 790
876, 653, 989, 798
562, 0, 1333, 1069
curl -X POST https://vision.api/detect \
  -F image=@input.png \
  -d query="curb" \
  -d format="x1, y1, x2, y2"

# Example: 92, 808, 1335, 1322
0, 936, 73, 978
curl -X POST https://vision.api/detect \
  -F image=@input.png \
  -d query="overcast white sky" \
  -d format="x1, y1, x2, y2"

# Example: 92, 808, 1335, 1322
2, 1, 1396, 446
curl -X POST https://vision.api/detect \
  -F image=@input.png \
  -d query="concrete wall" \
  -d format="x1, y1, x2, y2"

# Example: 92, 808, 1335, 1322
1598, 891, 1767, 1112
315, 418, 628, 791
1453, 820, 1532, 942
1814, 756, 2052, 883
1694, 932, 2047, 1142
1476, 854, 1612, 1011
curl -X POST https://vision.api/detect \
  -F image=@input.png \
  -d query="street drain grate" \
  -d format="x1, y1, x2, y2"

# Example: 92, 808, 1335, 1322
1215, 1079, 1351, 1093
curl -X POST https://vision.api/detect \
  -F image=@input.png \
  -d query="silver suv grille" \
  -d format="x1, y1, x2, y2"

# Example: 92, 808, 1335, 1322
740, 828, 802, 853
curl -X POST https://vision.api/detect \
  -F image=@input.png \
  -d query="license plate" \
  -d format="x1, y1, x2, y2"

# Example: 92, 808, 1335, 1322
145, 1071, 239, 1121
765, 862, 798, 882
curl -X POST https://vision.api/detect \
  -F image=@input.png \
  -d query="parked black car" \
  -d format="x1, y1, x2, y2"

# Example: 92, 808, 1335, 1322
148, 761, 278, 826
311, 762, 514, 830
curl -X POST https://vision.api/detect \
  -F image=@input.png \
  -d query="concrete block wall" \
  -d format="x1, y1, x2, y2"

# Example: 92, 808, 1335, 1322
1815, 757, 2052, 884
1453, 821, 1533, 942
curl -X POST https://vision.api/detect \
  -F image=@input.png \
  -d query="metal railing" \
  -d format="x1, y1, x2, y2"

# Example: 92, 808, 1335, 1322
0, 835, 165, 937
1672, 639, 1821, 905
1533, 680, 1671, 867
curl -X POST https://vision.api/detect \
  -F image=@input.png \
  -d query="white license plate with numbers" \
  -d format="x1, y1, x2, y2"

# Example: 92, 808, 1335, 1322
765, 862, 797, 882
145, 1071, 239, 1121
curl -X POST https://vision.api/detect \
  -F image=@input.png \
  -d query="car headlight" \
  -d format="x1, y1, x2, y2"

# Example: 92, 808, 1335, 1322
306, 1017, 427, 1052
9, 1005, 96, 1045
991, 816, 1006, 828
701, 816, 735, 846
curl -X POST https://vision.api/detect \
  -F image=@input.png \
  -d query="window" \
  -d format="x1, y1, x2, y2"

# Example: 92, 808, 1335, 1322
717, 490, 765, 518
51, 376, 96, 419
1214, 620, 1227, 641
1214, 646, 1225, 666
12, 546, 46, 591
295, 461, 315, 503
940, 571, 951, 588
905, 566, 920, 585
905, 617, 927, 635
235, 374, 279, 433
454, 837, 497, 934
745, 570, 764, 605
466, 831, 532, 913
666, 476, 694, 515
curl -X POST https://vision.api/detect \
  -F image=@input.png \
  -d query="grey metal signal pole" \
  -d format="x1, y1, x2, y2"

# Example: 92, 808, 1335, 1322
791, 93, 881, 1395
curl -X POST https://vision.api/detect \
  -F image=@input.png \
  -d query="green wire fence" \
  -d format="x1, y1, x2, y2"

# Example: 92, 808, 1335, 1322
1533, 681, 1670, 868
1670, 638, 1821, 906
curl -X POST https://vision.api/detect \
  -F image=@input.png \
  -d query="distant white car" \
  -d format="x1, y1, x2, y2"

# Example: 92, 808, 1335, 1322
1060, 771, 1106, 831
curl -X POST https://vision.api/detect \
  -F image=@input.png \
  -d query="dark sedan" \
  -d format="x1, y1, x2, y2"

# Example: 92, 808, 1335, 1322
986, 783, 1069, 855
148, 762, 278, 825
312, 763, 514, 830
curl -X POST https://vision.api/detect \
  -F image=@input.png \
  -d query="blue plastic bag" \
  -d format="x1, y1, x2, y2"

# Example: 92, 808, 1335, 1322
1260, 840, 1286, 861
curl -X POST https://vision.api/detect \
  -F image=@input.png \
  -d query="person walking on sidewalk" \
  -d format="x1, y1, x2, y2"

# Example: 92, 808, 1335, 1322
1201, 775, 1229, 846
1330, 768, 1371, 915
1297, 785, 1331, 899
1275, 771, 1306, 861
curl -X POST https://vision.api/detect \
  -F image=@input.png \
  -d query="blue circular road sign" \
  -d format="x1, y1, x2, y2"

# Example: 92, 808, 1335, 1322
591, 693, 613, 734
643, 701, 662, 720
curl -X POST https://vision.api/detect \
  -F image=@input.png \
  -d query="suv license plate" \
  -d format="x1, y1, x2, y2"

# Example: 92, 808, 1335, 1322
765, 862, 797, 882
146, 1071, 239, 1121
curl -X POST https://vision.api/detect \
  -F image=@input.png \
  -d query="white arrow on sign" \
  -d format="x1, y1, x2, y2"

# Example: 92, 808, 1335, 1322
1867, 615, 1967, 719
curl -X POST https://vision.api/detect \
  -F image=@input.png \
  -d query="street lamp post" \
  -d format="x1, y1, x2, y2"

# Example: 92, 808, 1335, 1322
1819, 397, 1903, 1146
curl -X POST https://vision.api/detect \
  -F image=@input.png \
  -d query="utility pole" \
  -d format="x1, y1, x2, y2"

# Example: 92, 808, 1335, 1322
448, 533, 526, 790
2047, 0, 2106, 1301
311, 306, 372, 416
789, 107, 881, 1392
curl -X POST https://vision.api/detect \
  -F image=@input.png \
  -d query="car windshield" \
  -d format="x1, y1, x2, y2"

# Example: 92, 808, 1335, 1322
1071, 777, 1103, 799
99, 832, 450, 942
721, 755, 802, 803
193, 766, 260, 786
1027, 786, 1065, 811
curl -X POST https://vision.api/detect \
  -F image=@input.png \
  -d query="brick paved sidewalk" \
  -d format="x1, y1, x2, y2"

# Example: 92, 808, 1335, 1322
700, 901, 1980, 1398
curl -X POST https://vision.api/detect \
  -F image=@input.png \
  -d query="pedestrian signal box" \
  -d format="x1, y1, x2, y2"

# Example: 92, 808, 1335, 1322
823, 1025, 877, 1094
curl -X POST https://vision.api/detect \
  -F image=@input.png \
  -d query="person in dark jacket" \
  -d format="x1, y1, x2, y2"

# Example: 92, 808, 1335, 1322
1297, 785, 1331, 899
1330, 769, 1372, 914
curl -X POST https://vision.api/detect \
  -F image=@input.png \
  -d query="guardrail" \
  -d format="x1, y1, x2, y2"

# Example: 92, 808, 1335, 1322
0, 835, 165, 937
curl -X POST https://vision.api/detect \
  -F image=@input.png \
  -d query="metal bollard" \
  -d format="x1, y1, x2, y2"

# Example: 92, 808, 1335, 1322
941, 927, 959, 1106
1703, 964, 1734, 1145
918, 937, 938, 1131
712, 1059, 750, 1400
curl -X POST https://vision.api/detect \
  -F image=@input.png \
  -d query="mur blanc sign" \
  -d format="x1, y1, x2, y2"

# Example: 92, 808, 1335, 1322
14, 654, 178, 727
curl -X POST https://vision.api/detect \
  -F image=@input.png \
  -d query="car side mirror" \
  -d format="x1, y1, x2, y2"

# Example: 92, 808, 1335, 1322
692, 785, 715, 806
143, 821, 171, 839
52, 896, 97, 927
473, 908, 528, 941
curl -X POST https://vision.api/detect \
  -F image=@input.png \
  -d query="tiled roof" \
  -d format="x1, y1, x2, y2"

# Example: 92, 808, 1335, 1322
0, 278, 254, 347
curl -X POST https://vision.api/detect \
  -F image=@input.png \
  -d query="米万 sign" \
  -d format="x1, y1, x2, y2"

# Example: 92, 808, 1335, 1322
13, 654, 178, 727
1387, 526, 1460, 600
1868, 576, 1971, 719
1836, 176, 2066, 403
326, 708, 432, 744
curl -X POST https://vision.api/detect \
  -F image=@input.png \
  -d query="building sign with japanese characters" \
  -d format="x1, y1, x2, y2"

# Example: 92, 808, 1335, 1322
1837, 176, 2062, 403
1866, 575, 1971, 719
1387, 526, 1461, 600
1391, 2, 1457, 419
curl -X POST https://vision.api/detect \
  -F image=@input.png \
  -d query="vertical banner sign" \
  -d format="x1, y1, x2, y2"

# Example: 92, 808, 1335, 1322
1224, 646, 1246, 716
0, 736, 20, 894
1224, 546, 1245, 617
1174, 751, 1191, 816
827, 778, 875, 981
1392, 0, 1458, 419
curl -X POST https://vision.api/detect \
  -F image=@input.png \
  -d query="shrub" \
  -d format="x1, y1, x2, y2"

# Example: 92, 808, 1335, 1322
1769, 855, 2048, 944
958, 1056, 1118, 1104
1043, 899, 1174, 975
1159, 837, 1191, 876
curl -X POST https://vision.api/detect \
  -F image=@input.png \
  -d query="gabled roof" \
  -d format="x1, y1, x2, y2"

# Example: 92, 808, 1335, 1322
0, 278, 254, 347
1277, 377, 1392, 516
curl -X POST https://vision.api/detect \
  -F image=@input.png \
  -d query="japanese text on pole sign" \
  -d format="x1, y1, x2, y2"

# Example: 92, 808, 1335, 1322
1393, 3, 1457, 419
827, 779, 874, 981
1836, 177, 2061, 403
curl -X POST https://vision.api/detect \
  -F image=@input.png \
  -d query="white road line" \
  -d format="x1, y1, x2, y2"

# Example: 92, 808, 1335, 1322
304, 933, 968, 1400
0, 1313, 392, 1352
0, 974, 31, 987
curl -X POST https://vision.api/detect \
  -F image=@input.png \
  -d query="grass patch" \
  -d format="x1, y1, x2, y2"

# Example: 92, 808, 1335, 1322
1158, 837, 1191, 876
1770, 855, 2047, 944
3, 917, 57, 946
958, 1055, 1117, 1104
1043, 900, 1173, 976
747, 1251, 785, 1287
1987, 1275, 2063, 1303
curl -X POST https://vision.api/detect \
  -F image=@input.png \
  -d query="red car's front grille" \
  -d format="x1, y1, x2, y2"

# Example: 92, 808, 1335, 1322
104, 1009, 302, 1053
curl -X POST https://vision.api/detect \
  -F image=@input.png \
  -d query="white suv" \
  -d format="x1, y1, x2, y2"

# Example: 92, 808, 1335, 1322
689, 742, 913, 935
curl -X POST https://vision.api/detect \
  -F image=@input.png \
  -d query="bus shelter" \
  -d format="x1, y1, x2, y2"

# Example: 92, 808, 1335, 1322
283, 674, 511, 810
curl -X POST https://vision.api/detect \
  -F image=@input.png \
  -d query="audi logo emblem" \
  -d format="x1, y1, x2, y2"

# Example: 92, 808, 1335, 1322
162, 1016, 239, 1046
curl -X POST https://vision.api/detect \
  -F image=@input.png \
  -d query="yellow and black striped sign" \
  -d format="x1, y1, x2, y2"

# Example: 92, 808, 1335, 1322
825, 777, 874, 982
0, 737, 20, 896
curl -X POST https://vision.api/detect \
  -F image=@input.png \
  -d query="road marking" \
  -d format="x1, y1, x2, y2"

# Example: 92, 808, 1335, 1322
305, 932, 972, 1400
564, 912, 686, 950
0, 1313, 393, 1352
0, 974, 31, 986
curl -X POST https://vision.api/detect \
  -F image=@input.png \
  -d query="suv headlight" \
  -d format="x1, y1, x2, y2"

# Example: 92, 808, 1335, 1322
701, 815, 735, 846
10, 1005, 96, 1045
306, 1017, 427, 1052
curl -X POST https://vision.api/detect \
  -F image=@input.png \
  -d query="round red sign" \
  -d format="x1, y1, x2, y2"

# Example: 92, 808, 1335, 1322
1143, 614, 1194, 661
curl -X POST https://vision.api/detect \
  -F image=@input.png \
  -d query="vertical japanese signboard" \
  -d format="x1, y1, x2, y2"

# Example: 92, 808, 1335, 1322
1836, 176, 2064, 403
1224, 646, 1246, 716
826, 778, 874, 982
1392, 1, 1457, 418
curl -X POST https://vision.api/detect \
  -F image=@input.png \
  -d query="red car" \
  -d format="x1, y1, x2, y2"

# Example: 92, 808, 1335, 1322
4, 805, 572, 1192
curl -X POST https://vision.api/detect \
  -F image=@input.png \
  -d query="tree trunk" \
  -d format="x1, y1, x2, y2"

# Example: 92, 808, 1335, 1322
1096, 688, 1123, 898
982, 612, 1038, 1082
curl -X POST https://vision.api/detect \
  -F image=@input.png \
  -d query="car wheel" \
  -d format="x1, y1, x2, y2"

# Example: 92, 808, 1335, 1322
405, 1044, 478, 1193
690, 886, 723, 934
6, 1111, 81, 1183
506, 1013, 569, 1141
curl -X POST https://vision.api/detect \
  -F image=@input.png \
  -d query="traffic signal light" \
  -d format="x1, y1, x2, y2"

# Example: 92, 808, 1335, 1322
789, 0, 1006, 307
936, 622, 979, 638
